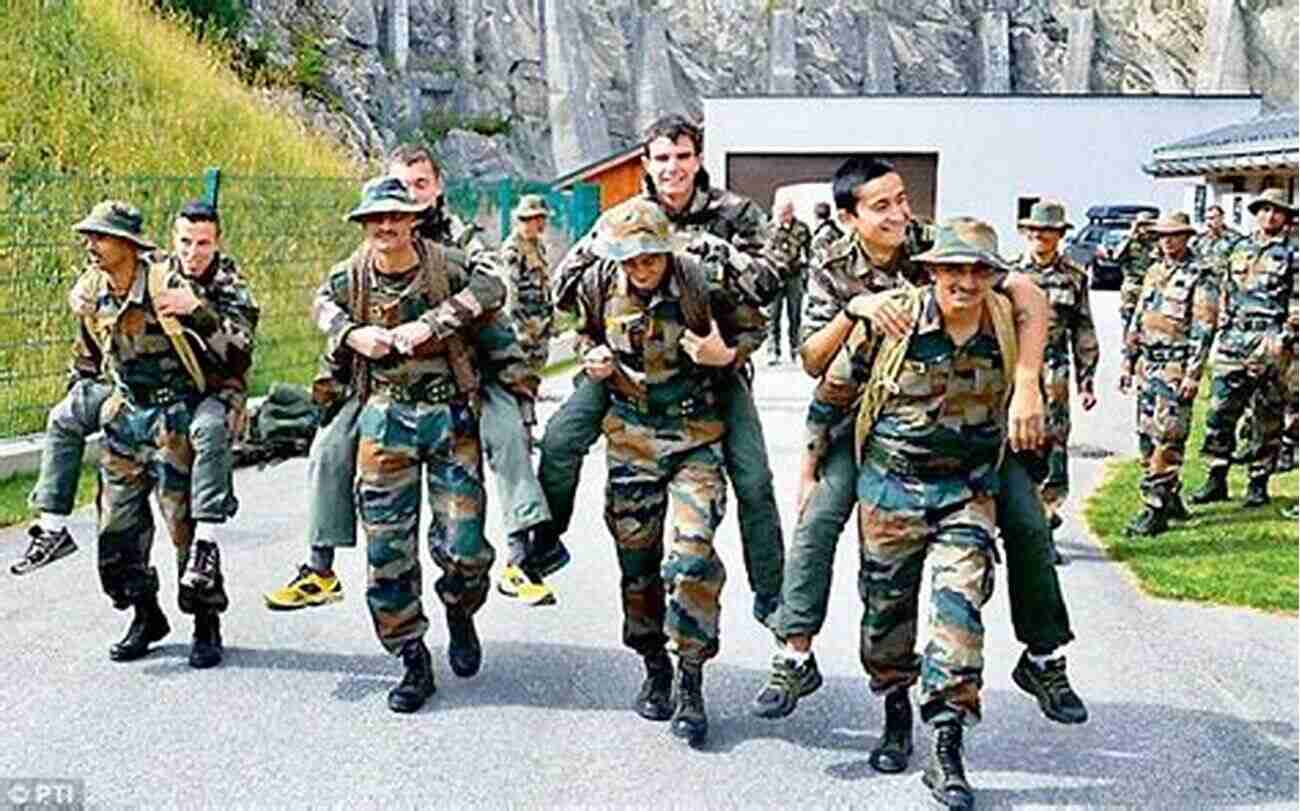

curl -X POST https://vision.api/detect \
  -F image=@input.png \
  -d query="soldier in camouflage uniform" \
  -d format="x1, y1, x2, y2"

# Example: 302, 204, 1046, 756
765, 200, 812, 365
1015, 200, 1099, 535
1117, 211, 1159, 345
809, 200, 842, 266
1190, 188, 1299, 509
1119, 213, 1220, 536
573, 198, 763, 748
540, 113, 785, 628
495, 193, 559, 604
751, 158, 1085, 768
852, 218, 1018, 811
310, 175, 513, 714
1190, 204, 1245, 265
69, 201, 249, 668
264, 145, 542, 613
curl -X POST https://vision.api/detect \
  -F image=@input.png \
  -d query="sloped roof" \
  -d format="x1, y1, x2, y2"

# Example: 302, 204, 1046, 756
1154, 109, 1299, 154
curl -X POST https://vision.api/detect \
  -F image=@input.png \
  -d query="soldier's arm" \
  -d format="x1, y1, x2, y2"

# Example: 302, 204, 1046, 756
1185, 269, 1222, 391
999, 271, 1050, 392
726, 199, 781, 307
181, 259, 260, 380
1287, 246, 1299, 348
798, 258, 855, 378
1069, 274, 1100, 394
1118, 254, 1147, 339
418, 248, 507, 341
68, 318, 103, 389
310, 263, 358, 361
551, 232, 603, 319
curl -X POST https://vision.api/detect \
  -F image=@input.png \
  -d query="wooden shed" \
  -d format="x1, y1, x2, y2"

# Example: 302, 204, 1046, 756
552, 144, 644, 212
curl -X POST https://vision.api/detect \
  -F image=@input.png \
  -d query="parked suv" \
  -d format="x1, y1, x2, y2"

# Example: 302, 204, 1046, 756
1064, 204, 1160, 290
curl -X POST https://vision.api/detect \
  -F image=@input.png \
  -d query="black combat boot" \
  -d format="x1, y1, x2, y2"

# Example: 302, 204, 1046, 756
1165, 493, 1192, 522
189, 611, 223, 669
446, 609, 482, 678
526, 525, 571, 579
1189, 467, 1229, 504
388, 637, 436, 713
922, 722, 975, 811
635, 650, 674, 721
868, 687, 914, 773
670, 664, 708, 747
1243, 476, 1271, 508
1123, 506, 1168, 537
109, 594, 170, 662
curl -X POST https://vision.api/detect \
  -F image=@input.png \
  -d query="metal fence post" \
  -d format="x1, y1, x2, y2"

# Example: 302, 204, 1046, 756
203, 167, 222, 208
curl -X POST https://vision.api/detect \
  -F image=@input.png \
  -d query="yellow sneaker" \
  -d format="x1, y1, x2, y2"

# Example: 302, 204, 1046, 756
497, 564, 557, 607
264, 564, 344, 611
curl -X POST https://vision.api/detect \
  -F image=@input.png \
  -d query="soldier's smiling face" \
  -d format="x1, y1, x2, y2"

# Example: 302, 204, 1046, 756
362, 211, 417, 254
622, 252, 669, 293
643, 135, 700, 205
174, 217, 219, 277
843, 172, 910, 254
1255, 204, 1288, 237
931, 262, 995, 314
390, 158, 442, 208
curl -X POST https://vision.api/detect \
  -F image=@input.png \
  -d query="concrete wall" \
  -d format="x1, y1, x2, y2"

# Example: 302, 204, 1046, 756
702, 95, 1262, 257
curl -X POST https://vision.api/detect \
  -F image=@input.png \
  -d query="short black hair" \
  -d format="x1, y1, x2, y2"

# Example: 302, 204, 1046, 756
1206, 204, 1225, 216
388, 143, 442, 178
177, 200, 220, 233
814, 202, 831, 219
832, 156, 897, 213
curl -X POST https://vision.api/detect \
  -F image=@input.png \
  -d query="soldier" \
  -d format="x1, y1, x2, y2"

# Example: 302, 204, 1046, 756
495, 193, 559, 604
539, 113, 785, 629
573, 198, 762, 748
853, 218, 1019, 811
311, 175, 509, 713
809, 200, 842, 264
1190, 188, 1298, 508
1117, 211, 1159, 344
1015, 200, 1099, 538
1119, 213, 1220, 536
751, 158, 1086, 770
71, 201, 249, 668
765, 200, 811, 365
1190, 204, 1245, 264
263, 145, 540, 612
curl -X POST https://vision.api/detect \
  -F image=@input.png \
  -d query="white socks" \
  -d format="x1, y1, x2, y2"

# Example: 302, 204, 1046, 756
783, 645, 812, 665
1027, 652, 1059, 668
38, 513, 68, 534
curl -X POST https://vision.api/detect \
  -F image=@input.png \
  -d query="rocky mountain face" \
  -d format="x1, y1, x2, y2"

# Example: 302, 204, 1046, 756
237, 0, 1299, 180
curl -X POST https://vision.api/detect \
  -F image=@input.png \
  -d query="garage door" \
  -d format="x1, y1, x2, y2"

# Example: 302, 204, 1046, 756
724, 153, 938, 222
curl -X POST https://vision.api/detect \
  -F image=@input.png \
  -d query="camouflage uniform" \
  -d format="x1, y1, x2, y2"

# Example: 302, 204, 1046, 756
1199, 232, 1299, 481
809, 218, 843, 267
1117, 235, 1160, 344
313, 239, 509, 653
499, 227, 553, 379
415, 200, 483, 253
1016, 251, 1099, 516
542, 180, 785, 622
573, 253, 762, 664
765, 218, 812, 360
1123, 251, 1220, 509
1190, 225, 1245, 266
854, 288, 1011, 726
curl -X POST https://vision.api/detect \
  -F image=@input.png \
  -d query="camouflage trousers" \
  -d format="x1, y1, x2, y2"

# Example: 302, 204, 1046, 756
97, 393, 225, 613
1039, 365, 1072, 515
603, 417, 727, 666
858, 490, 997, 727
358, 398, 494, 655
1201, 332, 1287, 478
767, 274, 804, 357
1136, 359, 1195, 509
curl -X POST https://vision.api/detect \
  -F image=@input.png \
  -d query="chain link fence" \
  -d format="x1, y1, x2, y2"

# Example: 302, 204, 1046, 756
0, 170, 598, 438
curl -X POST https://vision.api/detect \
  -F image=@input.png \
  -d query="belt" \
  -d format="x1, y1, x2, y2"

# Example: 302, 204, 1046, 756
1229, 316, 1282, 332
368, 376, 459, 404
119, 383, 199, 407
610, 388, 715, 419
865, 441, 980, 479
1141, 345, 1190, 362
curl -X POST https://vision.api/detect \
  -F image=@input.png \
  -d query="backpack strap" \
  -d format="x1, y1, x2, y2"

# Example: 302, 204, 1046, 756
147, 261, 206, 392
853, 288, 925, 462
421, 242, 482, 413
347, 248, 372, 404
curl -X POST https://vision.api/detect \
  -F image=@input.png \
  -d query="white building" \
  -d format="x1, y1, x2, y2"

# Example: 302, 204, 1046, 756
701, 94, 1262, 250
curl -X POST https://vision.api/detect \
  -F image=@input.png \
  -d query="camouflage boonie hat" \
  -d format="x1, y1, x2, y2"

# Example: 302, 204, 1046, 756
912, 217, 1011, 272
593, 198, 672, 260
1147, 211, 1196, 236
345, 175, 428, 222
72, 200, 157, 250
512, 194, 550, 221
1247, 187, 1297, 217
1018, 199, 1073, 231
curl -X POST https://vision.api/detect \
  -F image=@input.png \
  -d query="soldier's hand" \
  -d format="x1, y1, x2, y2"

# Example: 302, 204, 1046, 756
680, 320, 736, 368
226, 404, 247, 439
155, 286, 202, 317
1178, 381, 1199, 403
347, 326, 394, 359
1119, 374, 1132, 395
390, 322, 433, 355
1007, 384, 1046, 452
796, 450, 819, 520
1080, 390, 1097, 411
583, 345, 614, 380
845, 292, 913, 339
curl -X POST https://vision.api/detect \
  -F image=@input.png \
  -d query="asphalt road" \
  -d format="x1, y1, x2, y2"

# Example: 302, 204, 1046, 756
1, 291, 1296, 809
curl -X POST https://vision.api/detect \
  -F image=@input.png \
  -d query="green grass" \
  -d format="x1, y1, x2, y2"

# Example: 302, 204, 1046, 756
0, 466, 97, 531
1084, 389, 1299, 614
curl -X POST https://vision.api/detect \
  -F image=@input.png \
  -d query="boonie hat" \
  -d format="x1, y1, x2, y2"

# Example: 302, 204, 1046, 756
72, 200, 157, 250
512, 194, 550, 221
346, 175, 428, 222
1146, 211, 1197, 236
1247, 188, 1297, 217
1018, 199, 1073, 231
592, 198, 673, 261
912, 217, 1011, 272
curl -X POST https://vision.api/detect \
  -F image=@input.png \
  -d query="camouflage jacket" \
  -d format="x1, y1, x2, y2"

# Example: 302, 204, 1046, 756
416, 201, 484, 254
1117, 236, 1160, 341
1190, 226, 1245, 265
573, 255, 758, 452
853, 287, 1010, 511
1122, 251, 1220, 388
767, 218, 812, 278
69, 257, 227, 403
810, 219, 843, 265
1016, 251, 1099, 396
1218, 232, 1299, 346
500, 229, 553, 377
311, 239, 516, 407
554, 181, 779, 330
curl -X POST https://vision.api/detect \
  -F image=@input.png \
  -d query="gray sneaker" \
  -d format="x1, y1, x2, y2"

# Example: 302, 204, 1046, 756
10, 526, 77, 575
750, 651, 824, 719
